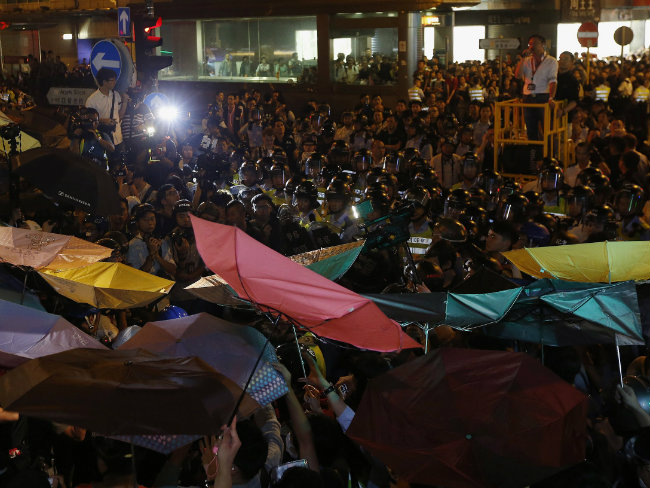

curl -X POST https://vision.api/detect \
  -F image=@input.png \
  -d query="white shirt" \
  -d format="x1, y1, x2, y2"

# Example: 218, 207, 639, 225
86, 89, 123, 145
521, 54, 558, 96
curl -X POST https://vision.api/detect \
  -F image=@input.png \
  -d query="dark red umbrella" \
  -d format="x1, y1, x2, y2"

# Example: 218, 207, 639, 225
190, 215, 420, 352
0, 348, 258, 435
346, 348, 587, 488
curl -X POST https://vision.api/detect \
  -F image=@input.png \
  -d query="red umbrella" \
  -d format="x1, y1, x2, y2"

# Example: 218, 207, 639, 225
190, 216, 419, 352
346, 348, 588, 488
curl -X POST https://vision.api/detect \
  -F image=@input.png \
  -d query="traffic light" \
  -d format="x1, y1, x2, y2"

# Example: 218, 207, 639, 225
133, 15, 172, 81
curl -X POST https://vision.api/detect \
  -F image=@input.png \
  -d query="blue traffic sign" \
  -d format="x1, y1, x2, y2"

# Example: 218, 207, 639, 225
118, 7, 131, 38
144, 92, 170, 111
90, 40, 122, 80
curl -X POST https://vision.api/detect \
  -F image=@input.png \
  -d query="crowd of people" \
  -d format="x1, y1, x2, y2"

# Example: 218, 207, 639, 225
3, 37, 650, 488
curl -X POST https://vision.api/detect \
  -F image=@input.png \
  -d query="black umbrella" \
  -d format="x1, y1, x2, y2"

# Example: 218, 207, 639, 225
17, 148, 121, 216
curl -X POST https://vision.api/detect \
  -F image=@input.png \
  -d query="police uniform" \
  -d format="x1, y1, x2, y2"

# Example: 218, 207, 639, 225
407, 220, 433, 259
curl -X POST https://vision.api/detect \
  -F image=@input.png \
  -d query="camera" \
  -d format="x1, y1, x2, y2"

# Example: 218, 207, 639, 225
0, 123, 21, 141
69, 112, 94, 136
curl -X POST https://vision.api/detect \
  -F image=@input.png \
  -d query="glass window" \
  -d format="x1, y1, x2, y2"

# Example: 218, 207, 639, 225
453, 25, 485, 63
193, 16, 316, 83
330, 27, 398, 85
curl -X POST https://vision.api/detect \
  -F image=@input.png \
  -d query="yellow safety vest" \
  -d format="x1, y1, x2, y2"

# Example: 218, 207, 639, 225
634, 86, 649, 103
408, 86, 423, 102
595, 85, 610, 102
469, 87, 484, 102
407, 222, 433, 259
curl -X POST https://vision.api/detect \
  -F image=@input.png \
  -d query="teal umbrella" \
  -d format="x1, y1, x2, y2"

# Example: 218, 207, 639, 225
445, 279, 644, 347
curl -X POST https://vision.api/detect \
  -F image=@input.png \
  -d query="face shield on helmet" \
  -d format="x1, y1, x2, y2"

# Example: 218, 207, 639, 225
431, 217, 468, 243
443, 189, 470, 219
541, 166, 564, 192
462, 155, 480, 181
477, 170, 502, 197
305, 154, 325, 178
404, 186, 431, 211
239, 162, 261, 187
496, 193, 529, 223
271, 164, 290, 190
615, 184, 645, 217
353, 150, 372, 172
565, 186, 594, 219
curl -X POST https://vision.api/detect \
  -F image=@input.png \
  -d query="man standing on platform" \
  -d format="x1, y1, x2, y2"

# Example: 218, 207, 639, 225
515, 34, 558, 141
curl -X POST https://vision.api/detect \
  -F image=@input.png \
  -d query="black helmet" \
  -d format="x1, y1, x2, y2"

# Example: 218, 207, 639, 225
565, 185, 594, 218
431, 217, 467, 243
382, 152, 404, 174
413, 168, 439, 188
520, 221, 551, 247
366, 167, 388, 186
329, 140, 351, 166
270, 163, 291, 187
477, 169, 502, 196
615, 184, 645, 217
444, 188, 470, 218
575, 167, 603, 187
404, 186, 431, 209
462, 153, 480, 180
468, 187, 488, 209
272, 148, 288, 165
402, 147, 421, 163
585, 205, 615, 226
239, 161, 261, 183
496, 192, 529, 223
305, 152, 327, 177
365, 182, 389, 200
524, 190, 545, 217
319, 164, 342, 187
132, 202, 155, 221
541, 165, 564, 192
408, 157, 429, 179
284, 175, 306, 197
326, 179, 352, 203
294, 180, 320, 209
352, 149, 372, 172
172, 199, 192, 217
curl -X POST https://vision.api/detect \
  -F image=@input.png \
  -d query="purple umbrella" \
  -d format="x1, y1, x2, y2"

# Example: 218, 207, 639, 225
0, 298, 106, 368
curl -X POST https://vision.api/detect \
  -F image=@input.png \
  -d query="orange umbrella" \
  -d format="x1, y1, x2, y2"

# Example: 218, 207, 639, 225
0, 226, 112, 270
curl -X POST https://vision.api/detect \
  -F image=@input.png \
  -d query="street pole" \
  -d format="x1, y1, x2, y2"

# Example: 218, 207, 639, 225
586, 46, 590, 80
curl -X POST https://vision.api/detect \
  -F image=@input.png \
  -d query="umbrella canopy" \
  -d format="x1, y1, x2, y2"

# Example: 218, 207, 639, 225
119, 313, 288, 406
363, 292, 447, 323
16, 148, 122, 216
0, 110, 40, 153
503, 241, 650, 283
39, 262, 174, 309
0, 299, 106, 368
290, 241, 365, 281
445, 280, 644, 346
452, 267, 520, 294
347, 348, 587, 488
184, 274, 253, 309
0, 226, 112, 270
0, 348, 258, 435
191, 216, 420, 352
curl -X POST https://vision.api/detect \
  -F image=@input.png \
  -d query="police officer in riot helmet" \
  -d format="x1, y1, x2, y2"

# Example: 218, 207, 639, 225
305, 152, 327, 180
496, 192, 529, 224
540, 165, 565, 211
451, 153, 480, 191
329, 140, 351, 169
565, 185, 594, 221
444, 188, 471, 219
568, 205, 615, 243
614, 184, 650, 240
324, 179, 359, 243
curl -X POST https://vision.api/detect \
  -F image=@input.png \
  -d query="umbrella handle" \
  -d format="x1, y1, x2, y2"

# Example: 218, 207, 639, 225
292, 323, 307, 379
227, 318, 276, 424
615, 334, 624, 387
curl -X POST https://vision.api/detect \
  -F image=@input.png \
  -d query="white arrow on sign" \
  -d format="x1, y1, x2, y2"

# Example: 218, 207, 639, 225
92, 52, 120, 71
119, 10, 129, 34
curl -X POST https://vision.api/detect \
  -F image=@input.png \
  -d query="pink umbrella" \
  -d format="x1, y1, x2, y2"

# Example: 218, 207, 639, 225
0, 226, 112, 270
0, 299, 107, 368
190, 216, 420, 352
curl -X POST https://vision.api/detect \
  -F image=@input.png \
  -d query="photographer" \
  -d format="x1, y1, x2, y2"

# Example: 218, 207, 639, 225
85, 67, 129, 149
69, 107, 114, 167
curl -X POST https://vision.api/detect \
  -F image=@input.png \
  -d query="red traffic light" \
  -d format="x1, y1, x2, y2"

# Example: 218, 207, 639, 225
0, 22, 10, 30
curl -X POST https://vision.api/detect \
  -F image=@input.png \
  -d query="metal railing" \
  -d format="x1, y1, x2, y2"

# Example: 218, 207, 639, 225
493, 98, 569, 179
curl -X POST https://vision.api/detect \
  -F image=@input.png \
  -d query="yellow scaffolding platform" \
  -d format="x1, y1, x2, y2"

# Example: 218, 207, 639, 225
493, 98, 569, 181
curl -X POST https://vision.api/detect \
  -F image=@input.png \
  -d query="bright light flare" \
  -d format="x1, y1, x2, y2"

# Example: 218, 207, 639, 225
157, 105, 178, 122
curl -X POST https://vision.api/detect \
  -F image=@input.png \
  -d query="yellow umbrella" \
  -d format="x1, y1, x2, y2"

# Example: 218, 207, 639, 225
503, 241, 650, 283
39, 262, 175, 309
